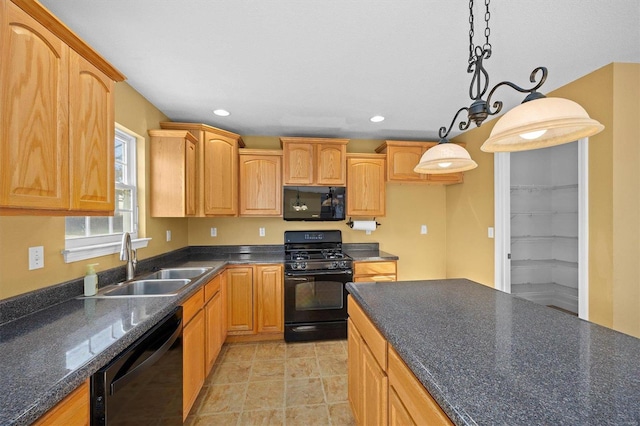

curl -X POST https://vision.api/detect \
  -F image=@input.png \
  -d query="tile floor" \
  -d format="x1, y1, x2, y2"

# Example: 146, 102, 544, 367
185, 339, 355, 426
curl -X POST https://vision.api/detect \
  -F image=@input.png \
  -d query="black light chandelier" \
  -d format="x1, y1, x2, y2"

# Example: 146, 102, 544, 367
414, 0, 604, 174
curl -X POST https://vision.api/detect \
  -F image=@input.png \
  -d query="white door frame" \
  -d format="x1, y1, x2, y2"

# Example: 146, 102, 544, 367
493, 138, 589, 320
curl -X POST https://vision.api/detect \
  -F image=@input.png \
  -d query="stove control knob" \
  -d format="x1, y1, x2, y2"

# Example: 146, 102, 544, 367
300, 262, 307, 270
330, 262, 338, 269
340, 261, 349, 269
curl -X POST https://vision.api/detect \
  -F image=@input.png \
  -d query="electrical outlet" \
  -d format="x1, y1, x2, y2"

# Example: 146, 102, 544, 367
488, 227, 494, 238
421, 225, 428, 235
166, 230, 172, 242
29, 246, 44, 270
211, 227, 217, 237
259, 227, 266, 237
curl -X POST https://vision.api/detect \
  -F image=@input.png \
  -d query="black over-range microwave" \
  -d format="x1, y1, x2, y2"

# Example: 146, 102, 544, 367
283, 186, 346, 221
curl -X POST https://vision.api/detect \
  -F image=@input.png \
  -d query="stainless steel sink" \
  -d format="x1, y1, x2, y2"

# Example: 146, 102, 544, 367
99, 279, 191, 297
143, 267, 211, 280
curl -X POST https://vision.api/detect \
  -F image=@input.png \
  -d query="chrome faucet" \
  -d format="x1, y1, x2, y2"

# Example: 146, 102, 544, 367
120, 232, 137, 280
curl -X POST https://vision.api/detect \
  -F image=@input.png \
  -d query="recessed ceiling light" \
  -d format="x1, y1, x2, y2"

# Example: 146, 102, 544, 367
213, 109, 230, 117
370, 115, 385, 123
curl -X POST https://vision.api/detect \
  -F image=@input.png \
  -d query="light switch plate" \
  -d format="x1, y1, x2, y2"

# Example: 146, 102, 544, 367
166, 230, 172, 242
259, 227, 266, 237
421, 225, 427, 235
488, 227, 494, 238
29, 246, 44, 270
211, 227, 217, 237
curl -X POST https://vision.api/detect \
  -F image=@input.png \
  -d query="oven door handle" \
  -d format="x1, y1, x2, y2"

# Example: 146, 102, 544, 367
285, 269, 353, 277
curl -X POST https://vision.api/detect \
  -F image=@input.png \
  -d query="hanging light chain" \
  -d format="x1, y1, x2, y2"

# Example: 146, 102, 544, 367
468, 0, 475, 64
469, 0, 492, 63
483, 0, 491, 52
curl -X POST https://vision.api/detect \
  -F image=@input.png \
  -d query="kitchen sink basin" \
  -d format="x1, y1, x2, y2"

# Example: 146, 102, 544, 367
99, 279, 191, 297
143, 267, 211, 280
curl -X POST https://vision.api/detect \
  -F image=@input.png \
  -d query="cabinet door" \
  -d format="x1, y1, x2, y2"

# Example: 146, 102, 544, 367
205, 291, 223, 376
0, 3, 69, 210
347, 157, 386, 216
316, 143, 346, 186
68, 51, 115, 213
183, 309, 205, 420
347, 319, 362, 425
239, 154, 282, 216
283, 142, 314, 185
389, 385, 416, 426
226, 267, 254, 333
361, 342, 388, 426
256, 264, 283, 333
203, 132, 238, 215
387, 145, 426, 182
185, 138, 197, 215
34, 380, 89, 426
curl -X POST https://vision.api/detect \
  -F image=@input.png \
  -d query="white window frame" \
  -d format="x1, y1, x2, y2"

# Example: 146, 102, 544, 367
62, 124, 150, 263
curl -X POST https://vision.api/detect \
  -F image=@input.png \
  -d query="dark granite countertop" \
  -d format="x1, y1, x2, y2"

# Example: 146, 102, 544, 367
344, 249, 398, 262
0, 251, 289, 425
346, 279, 640, 426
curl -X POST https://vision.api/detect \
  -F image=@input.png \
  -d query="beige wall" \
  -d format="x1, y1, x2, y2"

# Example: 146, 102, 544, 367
0, 82, 188, 300
447, 62, 640, 338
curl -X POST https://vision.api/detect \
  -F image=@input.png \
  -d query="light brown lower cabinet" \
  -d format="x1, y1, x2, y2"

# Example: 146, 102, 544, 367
182, 288, 205, 420
353, 260, 397, 282
348, 295, 453, 426
204, 273, 224, 376
226, 264, 283, 340
33, 379, 89, 426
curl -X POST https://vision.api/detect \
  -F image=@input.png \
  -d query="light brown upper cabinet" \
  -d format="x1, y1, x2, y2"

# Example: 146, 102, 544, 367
149, 130, 198, 217
281, 137, 349, 186
376, 140, 464, 185
0, 0, 124, 215
346, 154, 386, 217
159, 122, 245, 216
239, 149, 282, 216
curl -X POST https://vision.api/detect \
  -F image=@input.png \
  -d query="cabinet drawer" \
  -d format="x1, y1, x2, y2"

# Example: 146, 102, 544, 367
354, 261, 397, 276
388, 347, 453, 425
204, 273, 221, 303
183, 288, 204, 325
347, 295, 386, 369
354, 275, 396, 282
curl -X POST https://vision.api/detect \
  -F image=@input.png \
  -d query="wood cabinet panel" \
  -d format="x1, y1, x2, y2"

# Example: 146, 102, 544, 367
205, 290, 223, 376
347, 155, 386, 217
362, 342, 388, 426
354, 261, 397, 276
239, 150, 282, 216
389, 385, 415, 426
281, 137, 348, 186
1, 2, 69, 210
226, 267, 254, 332
69, 51, 114, 212
388, 347, 453, 425
33, 379, 89, 426
149, 129, 198, 217
376, 140, 463, 185
347, 318, 362, 425
183, 308, 205, 420
282, 142, 314, 185
316, 143, 346, 185
183, 288, 204, 325
203, 133, 238, 215
256, 264, 283, 333
347, 295, 387, 375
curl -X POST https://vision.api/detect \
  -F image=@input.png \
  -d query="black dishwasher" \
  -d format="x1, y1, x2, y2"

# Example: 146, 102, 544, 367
91, 307, 183, 425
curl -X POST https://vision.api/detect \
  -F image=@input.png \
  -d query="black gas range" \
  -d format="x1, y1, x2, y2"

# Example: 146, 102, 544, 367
284, 230, 353, 342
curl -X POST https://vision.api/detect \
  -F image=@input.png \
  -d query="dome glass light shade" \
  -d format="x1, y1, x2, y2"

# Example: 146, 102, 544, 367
413, 143, 478, 174
481, 97, 604, 152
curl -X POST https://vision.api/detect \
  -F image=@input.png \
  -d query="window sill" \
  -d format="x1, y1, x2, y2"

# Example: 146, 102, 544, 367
61, 238, 151, 263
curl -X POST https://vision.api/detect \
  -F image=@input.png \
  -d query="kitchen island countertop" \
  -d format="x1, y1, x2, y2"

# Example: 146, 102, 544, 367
346, 279, 640, 425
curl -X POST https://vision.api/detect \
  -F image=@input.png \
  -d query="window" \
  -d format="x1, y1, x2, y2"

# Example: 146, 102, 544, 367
63, 125, 149, 262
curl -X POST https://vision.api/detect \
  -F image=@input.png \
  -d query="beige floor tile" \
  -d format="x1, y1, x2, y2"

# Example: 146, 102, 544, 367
223, 343, 257, 362
286, 342, 316, 358
199, 383, 246, 414
251, 359, 285, 382
284, 404, 331, 426
188, 412, 240, 425
209, 360, 252, 384
322, 375, 348, 403
318, 354, 348, 376
285, 378, 325, 407
285, 357, 320, 379
328, 402, 356, 426
238, 409, 285, 425
243, 380, 285, 411
314, 340, 347, 357
254, 342, 286, 360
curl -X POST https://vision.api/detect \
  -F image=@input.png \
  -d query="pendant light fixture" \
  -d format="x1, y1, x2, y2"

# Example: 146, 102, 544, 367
415, 0, 603, 174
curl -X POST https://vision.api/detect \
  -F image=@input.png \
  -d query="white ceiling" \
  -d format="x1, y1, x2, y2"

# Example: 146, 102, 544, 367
40, 0, 640, 141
